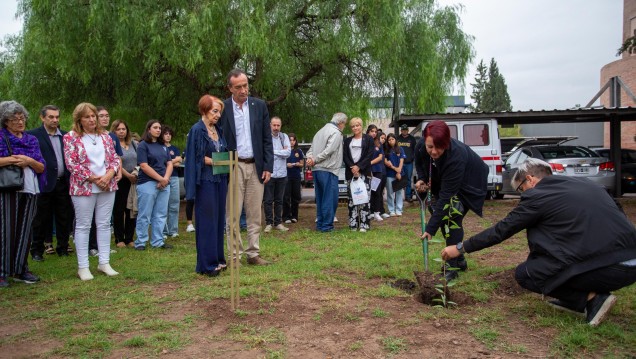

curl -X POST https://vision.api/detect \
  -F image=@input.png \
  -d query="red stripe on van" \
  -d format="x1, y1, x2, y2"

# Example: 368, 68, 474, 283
481, 156, 501, 161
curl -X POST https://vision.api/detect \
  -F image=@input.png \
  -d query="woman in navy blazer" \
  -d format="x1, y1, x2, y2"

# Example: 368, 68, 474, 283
185, 95, 228, 277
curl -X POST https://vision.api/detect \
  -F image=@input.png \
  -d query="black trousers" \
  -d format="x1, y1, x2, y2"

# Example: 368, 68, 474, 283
283, 177, 302, 221
112, 177, 136, 244
370, 172, 385, 214
264, 177, 287, 226
186, 199, 194, 221
31, 178, 74, 256
515, 262, 636, 312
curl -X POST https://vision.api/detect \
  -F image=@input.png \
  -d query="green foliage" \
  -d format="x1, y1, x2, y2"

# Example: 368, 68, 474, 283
1, 0, 473, 139
441, 195, 463, 238
469, 58, 512, 112
381, 336, 408, 354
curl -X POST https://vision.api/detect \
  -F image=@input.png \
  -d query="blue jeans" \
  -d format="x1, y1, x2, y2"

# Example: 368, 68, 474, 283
135, 181, 170, 248
164, 176, 180, 236
314, 170, 338, 232
403, 162, 414, 199
385, 176, 403, 214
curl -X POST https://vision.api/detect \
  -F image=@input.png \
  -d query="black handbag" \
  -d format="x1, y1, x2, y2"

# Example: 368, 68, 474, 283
0, 132, 25, 192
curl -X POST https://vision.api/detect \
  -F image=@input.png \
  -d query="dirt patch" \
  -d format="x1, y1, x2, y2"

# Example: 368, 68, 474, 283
413, 271, 476, 307
484, 268, 527, 297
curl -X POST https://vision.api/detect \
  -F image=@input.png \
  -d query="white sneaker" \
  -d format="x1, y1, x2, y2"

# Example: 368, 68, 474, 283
390, 213, 397, 217
333, 217, 338, 222
171, 233, 179, 239
350, 228, 357, 232
374, 212, 383, 221
264, 224, 272, 232
77, 268, 94, 281
89, 249, 98, 257
291, 219, 298, 223
97, 263, 119, 277
359, 228, 367, 233
284, 219, 292, 224
274, 224, 289, 231
186, 224, 195, 232
381, 213, 390, 219
396, 212, 403, 216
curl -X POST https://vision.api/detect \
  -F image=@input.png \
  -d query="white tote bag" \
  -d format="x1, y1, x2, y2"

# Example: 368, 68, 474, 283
350, 177, 369, 205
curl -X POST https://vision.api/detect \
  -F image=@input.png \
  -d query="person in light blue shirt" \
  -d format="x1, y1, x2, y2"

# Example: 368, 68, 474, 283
263, 116, 291, 232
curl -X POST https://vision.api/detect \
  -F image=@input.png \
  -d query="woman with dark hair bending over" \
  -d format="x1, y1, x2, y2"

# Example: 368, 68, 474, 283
185, 94, 228, 277
414, 120, 489, 281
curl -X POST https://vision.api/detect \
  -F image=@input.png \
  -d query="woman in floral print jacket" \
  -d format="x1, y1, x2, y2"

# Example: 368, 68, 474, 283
64, 103, 121, 281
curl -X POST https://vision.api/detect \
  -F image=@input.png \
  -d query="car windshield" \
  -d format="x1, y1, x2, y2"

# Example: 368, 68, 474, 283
537, 146, 598, 159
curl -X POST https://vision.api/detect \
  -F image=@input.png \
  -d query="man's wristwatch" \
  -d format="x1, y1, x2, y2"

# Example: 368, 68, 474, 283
456, 242, 466, 254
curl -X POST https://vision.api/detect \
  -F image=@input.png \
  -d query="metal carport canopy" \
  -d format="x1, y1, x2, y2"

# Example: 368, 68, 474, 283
392, 106, 636, 197
393, 106, 636, 127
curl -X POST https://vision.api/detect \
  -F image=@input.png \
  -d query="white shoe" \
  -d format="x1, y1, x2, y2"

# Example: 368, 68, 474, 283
274, 224, 289, 231
171, 233, 179, 239
396, 212, 403, 216
381, 213, 390, 219
89, 249, 98, 257
359, 228, 367, 233
350, 228, 357, 232
390, 213, 397, 217
264, 224, 272, 232
97, 263, 119, 277
77, 268, 94, 281
333, 217, 338, 222
284, 219, 292, 224
186, 224, 195, 232
374, 212, 383, 221
291, 219, 297, 223
110, 249, 117, 254
315, 218, 317, 222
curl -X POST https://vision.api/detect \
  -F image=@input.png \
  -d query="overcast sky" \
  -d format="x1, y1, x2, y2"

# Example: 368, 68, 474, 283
0, 1, 625, 111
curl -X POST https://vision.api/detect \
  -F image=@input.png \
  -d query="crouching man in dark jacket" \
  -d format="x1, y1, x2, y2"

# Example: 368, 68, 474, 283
441, 158, 636, 327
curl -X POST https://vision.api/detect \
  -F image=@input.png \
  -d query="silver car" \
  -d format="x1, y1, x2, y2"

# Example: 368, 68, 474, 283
501, 145, 615, 195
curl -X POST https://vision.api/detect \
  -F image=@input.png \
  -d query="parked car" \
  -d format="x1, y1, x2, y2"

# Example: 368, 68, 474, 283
593, 148, 636, 194
338, 164, 348, 201
298, 142, 313, 188
500, 145, 615, 195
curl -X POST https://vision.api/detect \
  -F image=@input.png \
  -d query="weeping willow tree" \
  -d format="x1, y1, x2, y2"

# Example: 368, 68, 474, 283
1, 0, 473, 139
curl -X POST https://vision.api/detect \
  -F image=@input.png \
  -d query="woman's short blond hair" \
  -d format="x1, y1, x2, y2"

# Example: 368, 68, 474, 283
349, 117, 363, 127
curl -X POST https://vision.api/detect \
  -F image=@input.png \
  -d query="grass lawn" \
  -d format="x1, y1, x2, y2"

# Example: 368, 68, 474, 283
1, 198, 635, 358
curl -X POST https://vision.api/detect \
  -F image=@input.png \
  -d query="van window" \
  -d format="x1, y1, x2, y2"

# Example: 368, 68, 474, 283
448, 125, 458, 140
463, 124, 489, 146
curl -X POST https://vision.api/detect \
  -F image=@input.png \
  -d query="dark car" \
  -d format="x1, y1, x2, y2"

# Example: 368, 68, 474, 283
500, 145, 615, 195
593, 148, 636, 194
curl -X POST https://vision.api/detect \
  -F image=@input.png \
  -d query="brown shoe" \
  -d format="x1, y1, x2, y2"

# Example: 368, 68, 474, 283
247, 256, 271, 266
116, 242, 126, 248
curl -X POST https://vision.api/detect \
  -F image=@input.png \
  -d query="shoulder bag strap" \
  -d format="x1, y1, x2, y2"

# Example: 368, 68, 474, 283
3, 132, 13, 156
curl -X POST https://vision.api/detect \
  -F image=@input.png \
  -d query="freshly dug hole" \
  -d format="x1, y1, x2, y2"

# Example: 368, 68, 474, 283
413, 271, 476, 306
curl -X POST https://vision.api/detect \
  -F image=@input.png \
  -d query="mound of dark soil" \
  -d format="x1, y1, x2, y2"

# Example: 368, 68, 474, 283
412, 271, 475, 307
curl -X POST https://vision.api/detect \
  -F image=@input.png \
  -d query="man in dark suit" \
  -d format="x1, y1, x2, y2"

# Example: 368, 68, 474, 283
220, 68, 274, 266
441, 158, 636, 327
28, 105, 74, 260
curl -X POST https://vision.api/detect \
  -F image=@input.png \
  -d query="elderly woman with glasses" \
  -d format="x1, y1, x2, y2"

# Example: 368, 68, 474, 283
0, 101, 46, 288
414, 120, 489, 282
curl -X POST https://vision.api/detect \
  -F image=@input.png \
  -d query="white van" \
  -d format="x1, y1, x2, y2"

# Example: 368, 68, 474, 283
415, 119, 503, 198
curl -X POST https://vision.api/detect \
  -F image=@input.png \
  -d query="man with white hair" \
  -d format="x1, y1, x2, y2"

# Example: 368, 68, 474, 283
306, 113, 346, 232
441, 158, 636, 327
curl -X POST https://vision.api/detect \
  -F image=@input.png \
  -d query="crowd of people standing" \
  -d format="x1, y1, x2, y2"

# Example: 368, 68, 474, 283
2, 70, 634, 328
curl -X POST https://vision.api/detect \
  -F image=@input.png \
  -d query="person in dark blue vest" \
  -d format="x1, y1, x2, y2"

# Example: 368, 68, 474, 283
28, 105, 74, 259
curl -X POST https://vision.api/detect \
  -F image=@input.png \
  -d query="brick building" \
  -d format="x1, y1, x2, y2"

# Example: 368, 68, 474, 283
601, 0, 636, 149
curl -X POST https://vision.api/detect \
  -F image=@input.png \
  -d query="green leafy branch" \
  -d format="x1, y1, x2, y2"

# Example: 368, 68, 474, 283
441, 195, 463, 239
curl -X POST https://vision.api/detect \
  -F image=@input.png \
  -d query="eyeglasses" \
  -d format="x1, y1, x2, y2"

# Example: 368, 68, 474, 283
9, 116, 26, 123
515, 178, 529, 193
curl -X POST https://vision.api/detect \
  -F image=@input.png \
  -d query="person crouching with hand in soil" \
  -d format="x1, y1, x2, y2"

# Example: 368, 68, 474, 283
441, 158, 636, 327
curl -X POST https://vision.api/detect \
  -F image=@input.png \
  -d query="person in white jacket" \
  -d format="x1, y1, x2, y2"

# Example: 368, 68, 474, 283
263, 117, 291, 232
306, 113, 346, 232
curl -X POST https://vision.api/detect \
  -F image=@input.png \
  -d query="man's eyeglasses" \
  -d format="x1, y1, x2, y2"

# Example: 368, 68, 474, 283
515, 178, 528, 193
